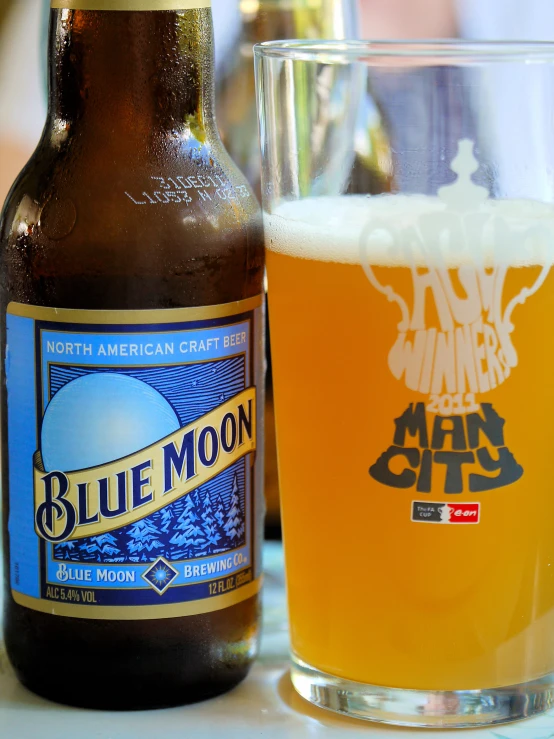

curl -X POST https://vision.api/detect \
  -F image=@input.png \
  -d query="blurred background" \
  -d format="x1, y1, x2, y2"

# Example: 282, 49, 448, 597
1, 0, 553, 537
4, 0, 554, 208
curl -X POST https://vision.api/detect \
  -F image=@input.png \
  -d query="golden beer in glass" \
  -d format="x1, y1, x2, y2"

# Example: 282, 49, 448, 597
257, 40, 554, 726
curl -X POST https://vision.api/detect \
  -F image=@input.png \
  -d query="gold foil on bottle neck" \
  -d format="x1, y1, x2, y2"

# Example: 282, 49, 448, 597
51, 0, 211, 10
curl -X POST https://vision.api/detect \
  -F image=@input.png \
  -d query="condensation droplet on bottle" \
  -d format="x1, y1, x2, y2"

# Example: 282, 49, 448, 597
40, 196, 77, 241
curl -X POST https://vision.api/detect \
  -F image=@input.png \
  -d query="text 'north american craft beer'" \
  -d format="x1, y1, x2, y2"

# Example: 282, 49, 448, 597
266, 190, 554, 691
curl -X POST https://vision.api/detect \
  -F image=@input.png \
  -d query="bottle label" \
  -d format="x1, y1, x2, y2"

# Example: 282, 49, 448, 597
6, 298, 263, 620
51, 0, 211, 10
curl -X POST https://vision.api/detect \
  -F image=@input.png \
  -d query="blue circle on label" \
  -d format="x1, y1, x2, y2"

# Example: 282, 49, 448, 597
41, 373, 180, 473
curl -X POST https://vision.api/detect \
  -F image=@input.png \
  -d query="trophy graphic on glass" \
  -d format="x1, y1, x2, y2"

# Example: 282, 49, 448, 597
361, 140, 553, 404
364, 140, 554, 495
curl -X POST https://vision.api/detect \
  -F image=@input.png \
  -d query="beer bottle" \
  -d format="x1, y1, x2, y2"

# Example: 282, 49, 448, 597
0, 0, 265, 710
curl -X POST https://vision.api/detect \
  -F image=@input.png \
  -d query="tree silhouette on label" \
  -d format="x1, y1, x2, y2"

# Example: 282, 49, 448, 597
224, 473, 245, 544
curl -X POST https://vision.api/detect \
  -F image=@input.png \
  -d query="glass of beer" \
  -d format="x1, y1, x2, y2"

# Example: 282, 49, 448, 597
255, 41, 554, 727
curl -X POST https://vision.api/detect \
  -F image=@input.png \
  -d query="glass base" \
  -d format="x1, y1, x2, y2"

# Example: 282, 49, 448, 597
291, 653, 554, 728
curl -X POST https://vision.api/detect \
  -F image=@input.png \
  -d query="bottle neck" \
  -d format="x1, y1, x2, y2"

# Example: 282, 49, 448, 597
48, 8, 216, 138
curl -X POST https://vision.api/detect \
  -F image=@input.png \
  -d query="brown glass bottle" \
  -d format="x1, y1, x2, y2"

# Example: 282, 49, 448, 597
0, 1, 264, 710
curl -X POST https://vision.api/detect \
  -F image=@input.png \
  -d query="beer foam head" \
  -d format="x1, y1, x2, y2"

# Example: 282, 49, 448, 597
264, 195, 554, 266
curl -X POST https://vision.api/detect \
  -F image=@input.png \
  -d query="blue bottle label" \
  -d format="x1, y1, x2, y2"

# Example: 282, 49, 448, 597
6, 298, 263, 620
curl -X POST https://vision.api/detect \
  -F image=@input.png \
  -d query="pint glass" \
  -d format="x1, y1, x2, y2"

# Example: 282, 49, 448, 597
255, 41, 554, 727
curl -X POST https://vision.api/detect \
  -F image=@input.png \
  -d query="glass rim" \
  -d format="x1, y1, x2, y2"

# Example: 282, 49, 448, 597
253, 39, 554, 63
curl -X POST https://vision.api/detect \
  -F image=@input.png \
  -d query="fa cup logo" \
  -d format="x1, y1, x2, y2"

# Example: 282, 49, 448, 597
360, 140, 553, 398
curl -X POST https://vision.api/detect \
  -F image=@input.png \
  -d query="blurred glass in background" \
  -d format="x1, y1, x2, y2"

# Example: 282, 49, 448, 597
213, 0, 358, 198
213, 0, 360, 537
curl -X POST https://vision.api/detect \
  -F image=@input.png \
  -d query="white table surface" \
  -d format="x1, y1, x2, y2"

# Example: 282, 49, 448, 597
2, 542, 554, 738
